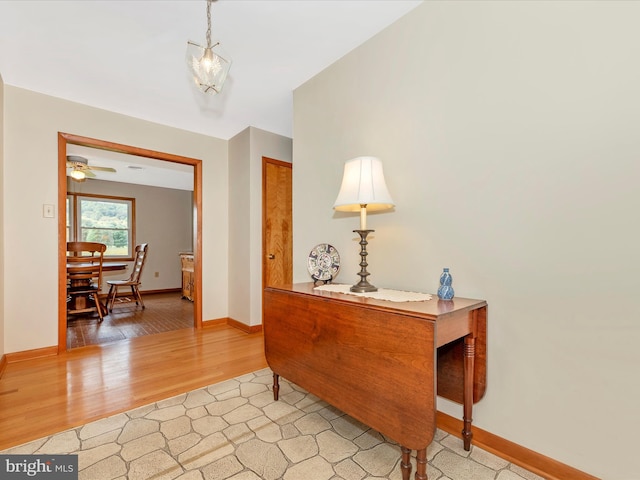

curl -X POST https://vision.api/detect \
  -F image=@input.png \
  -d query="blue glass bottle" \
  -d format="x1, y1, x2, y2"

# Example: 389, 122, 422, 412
437, 268, 455, 300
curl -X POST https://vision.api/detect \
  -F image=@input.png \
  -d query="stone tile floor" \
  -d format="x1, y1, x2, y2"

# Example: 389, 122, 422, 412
2, 368, 545, 480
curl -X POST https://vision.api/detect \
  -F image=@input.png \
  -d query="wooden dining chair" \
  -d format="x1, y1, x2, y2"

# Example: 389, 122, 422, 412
106, 243, 149, 312
66, 241, 107, 322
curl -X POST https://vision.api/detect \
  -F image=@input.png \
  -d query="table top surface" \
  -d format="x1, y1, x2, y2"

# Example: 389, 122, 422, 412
266, 282, 487, 320
67, 262, 127, 271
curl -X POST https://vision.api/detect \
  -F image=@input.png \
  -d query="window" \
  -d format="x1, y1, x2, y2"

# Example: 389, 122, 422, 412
66, 197, 72, 242
67, 193, 135, 259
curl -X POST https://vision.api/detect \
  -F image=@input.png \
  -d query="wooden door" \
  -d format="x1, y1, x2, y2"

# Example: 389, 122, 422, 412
262, 158, 292, 289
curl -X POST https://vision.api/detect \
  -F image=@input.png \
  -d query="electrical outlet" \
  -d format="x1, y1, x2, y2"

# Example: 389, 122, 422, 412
154, 272, 159, 278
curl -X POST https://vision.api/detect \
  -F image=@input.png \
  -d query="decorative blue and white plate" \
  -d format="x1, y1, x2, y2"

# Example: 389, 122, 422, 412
307, 243, 340, 282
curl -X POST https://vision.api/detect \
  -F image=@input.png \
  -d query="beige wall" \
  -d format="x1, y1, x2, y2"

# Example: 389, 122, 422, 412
0, 74, 4, 359
228, 127, 292, 327
67, 178, 193, 292
228, 128, 251, 325
3, 86, 228, 353
293, 2, 639, 478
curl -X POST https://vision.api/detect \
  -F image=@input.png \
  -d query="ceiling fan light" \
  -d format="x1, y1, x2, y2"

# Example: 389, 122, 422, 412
70, 169, 86, 181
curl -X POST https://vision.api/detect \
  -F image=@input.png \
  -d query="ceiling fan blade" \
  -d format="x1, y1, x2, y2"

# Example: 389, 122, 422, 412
84, 170, 97, 178
88, 166, 117, 172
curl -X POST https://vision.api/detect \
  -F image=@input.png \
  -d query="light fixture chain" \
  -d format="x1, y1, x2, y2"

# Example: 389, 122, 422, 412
206, 0, 212, 48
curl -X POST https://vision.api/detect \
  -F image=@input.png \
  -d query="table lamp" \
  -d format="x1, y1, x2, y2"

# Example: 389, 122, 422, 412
333, 156, 394, 292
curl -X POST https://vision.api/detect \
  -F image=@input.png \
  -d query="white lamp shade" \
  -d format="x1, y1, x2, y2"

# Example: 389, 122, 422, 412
333, 156, 394, 212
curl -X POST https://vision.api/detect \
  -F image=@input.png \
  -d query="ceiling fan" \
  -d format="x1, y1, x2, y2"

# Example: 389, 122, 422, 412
66, 155, 116, 182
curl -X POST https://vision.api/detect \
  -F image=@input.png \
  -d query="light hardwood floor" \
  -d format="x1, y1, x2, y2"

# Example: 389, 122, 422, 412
0, 325, 267, 451
0, 324, 598, 480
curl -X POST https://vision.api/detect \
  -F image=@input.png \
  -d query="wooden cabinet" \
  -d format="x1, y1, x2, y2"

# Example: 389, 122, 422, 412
180, 253, 194, 301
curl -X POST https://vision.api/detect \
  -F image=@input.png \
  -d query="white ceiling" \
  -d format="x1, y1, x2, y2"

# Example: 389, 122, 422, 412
66, 144, 195, 191
0, 0, 422, 189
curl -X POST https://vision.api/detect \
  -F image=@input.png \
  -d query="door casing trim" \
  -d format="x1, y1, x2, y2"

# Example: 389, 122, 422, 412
58, 132, 203, 352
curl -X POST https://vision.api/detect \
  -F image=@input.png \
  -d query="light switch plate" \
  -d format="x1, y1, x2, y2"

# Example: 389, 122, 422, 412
43, 204, 55, 218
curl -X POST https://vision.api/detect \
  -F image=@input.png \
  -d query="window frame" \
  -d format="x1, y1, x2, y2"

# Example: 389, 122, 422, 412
67, 192, 136, 261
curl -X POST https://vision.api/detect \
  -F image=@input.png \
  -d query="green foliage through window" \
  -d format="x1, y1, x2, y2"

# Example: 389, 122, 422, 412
68, 195, 134, 257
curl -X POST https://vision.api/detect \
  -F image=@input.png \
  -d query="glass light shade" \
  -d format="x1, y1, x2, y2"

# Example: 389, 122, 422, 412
333, 156, 395, 212
186, 41, 231, 95
70, 169, 86, 181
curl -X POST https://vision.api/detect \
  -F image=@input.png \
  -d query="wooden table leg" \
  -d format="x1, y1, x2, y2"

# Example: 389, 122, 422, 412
272, 373, 280, 401
463, 335, 476, 450
400, 446, 412, 480
415, 448, 427, 480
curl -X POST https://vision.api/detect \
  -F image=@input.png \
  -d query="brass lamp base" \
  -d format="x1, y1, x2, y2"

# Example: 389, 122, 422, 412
351, 229, 377, 293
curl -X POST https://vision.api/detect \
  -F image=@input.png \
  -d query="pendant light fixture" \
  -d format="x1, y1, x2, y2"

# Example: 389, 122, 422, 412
186, 0, 232, 95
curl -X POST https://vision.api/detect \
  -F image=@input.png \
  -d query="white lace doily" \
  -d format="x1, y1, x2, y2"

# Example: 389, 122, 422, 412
314, 284, 432, 302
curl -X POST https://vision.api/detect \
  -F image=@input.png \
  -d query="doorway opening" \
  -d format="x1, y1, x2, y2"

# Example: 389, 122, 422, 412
58, 132, 203, 352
